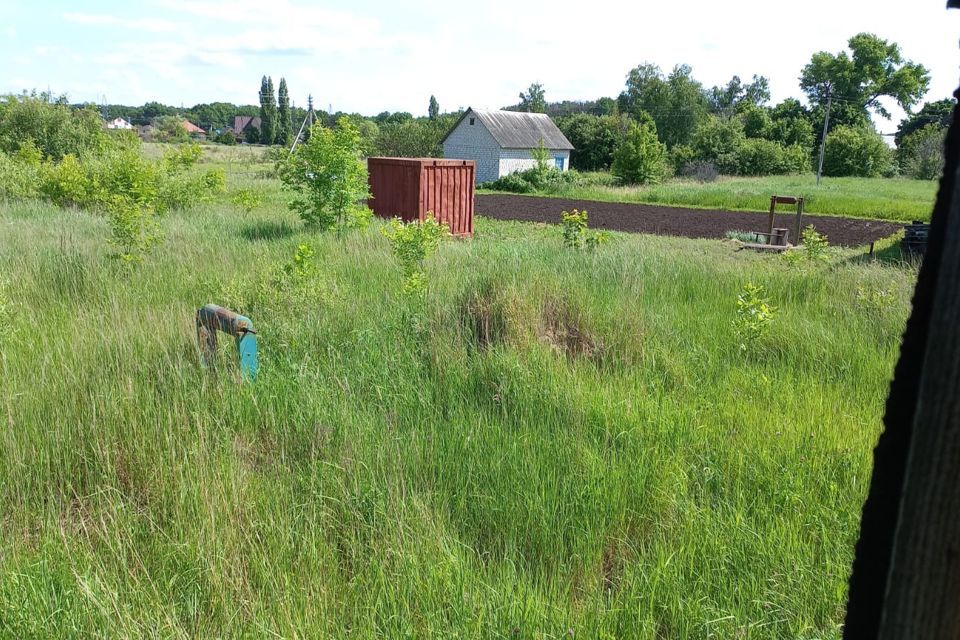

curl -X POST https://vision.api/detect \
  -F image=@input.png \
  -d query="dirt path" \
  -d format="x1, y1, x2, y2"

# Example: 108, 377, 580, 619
476, 194, 903, 247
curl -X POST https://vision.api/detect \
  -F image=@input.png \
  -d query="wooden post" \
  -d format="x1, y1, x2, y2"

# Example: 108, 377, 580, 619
843, 88, 960, 639
794, 197, 804, 245
767, 196, 776, 239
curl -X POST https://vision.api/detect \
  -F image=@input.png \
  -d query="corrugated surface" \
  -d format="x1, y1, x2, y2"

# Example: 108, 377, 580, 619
439, 108, 574, 150
368, 158, 475, 236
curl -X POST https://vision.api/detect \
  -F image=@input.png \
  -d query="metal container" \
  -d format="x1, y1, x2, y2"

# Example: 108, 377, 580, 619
368, 157, 475, 237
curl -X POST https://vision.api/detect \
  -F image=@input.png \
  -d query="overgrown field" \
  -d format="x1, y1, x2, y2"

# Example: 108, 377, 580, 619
484, 172, 937, 223
0, 150, 917, 638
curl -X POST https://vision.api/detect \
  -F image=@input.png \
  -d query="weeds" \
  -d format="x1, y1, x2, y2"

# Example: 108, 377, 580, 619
733, 282, 777, 352
562, 209, 609, 249
381, 215, 447, 296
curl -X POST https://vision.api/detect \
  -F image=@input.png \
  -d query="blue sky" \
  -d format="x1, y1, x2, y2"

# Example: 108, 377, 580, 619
3, 0, 960, 128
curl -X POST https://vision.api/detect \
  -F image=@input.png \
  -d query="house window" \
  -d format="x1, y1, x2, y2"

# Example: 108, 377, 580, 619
469, 118, 475, 125
554, 156, 564, 170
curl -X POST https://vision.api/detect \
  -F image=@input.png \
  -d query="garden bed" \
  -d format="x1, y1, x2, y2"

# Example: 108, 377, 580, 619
476, 194, 904, 247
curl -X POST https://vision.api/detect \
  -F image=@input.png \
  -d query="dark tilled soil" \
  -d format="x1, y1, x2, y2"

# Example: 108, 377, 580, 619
476, 194, 904, 247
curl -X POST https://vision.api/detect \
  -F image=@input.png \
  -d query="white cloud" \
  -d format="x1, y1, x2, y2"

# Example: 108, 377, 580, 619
5, 27, 15, 38
63, 13, 180, 33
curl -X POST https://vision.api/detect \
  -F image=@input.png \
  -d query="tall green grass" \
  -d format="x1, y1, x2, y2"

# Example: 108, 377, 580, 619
486, 173, 937, 223
0, 157, 917, 637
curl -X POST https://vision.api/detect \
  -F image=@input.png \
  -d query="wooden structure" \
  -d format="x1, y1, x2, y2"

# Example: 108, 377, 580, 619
738, 227, 792, 253
767, 195, 804, 243
367, 158, 475, 237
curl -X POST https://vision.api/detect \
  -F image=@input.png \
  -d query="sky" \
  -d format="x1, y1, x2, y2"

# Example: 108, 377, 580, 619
3, 0, 960, 131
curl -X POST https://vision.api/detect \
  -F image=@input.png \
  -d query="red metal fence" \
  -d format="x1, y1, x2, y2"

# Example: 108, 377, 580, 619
368, 158, 475, 237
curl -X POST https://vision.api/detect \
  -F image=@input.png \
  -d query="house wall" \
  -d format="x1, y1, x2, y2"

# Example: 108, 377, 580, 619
442, 118, 503, 183
498, 149, 570, 177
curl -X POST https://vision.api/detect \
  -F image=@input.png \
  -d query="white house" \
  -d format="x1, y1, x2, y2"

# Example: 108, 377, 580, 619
441, 108, 574, 183
106, 117, 134, 130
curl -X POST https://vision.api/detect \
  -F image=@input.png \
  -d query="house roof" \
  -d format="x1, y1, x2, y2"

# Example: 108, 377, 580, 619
234, 115, 262, 132
182, 120, 206, 134
441, 108, 574, 150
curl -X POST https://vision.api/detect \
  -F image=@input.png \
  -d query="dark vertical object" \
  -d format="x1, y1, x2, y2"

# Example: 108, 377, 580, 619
842, 79, 960, 637
793, 197, 804, 243
367, 158, 475, 236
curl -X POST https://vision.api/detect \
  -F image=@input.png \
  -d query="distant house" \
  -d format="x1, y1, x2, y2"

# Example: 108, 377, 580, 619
441, 108, 574, 183
182, 120, 207, 139
233, 115, 262, 139
106, 117, 134, 130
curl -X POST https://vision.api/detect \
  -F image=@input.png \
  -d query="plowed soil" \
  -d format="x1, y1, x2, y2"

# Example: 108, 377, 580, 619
476, 194, 903, 247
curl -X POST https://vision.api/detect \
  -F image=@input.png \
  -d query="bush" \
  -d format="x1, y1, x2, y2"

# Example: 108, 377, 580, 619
669, 144, 696, 174
734, 138, 802, 176
482, 167, 580, 194
161, 143, 203, 174
611, 117, 668, 185
822, 125, 893, 177
0, 151, 40, 200
0, 93, 109, 161
898, 124, 946, 180
277, 118, 370, 232
381, 215, 448, 296
690, 116, 745, 175
681, 160, 719, 182
733, 282, 776, 352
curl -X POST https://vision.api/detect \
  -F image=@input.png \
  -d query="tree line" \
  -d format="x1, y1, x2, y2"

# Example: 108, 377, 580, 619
511, 33, 950, 181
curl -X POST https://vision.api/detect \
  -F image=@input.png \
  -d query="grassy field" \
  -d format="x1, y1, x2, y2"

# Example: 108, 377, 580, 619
484, 173, 937, 223
0, 149, 918, 637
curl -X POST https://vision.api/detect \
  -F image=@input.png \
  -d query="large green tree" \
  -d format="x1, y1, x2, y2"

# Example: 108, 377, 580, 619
428, 95, 439, 119
708, 75, 770, 114
895, 98, 955, 146
800, 33, 930, 129
556, 113, 626, 171
618, 63, 708, 148
519, 83, 546, 113
259, 75, 277, 145
275, 78, 291, 146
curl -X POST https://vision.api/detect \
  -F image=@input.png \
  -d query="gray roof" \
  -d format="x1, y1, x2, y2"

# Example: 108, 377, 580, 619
443, 108, 574, 150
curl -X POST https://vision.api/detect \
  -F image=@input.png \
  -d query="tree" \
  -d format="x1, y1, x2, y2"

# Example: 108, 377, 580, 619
821, 124, 893, 177
519, 83, 546, 113
376, 118, 443, 157
800, 33, 930, 128
611, 115, 667, 185
898, 123, 946, 180
618, 63, 708, 148
689, 115, 746, 174
259, 75, 277, 145
275, 78, 291, 147
428, 95, 439, 119
0, 94, 109, 160
708, 75, 770, 113
557, 113, 626, 171
767, 99, 816, 150
896, 98, 955, 146
277, 117, 370, 231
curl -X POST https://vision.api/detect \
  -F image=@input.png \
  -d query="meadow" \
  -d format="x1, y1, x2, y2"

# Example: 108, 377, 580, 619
483, 172, 938, 223
0, 145, 918, 638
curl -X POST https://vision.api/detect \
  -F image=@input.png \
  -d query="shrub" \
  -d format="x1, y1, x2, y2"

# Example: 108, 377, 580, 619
801, 225, 830, 261
231, 188, 264, 214
381, 215, 448, 296
105, 199, 162, 265
690, 116, 745, 174
669, 144, 696, 174
682, 160, 719, 182
733, 282, 776, 352
482, 167, 579, 194
161, 143, 203, 174
561, 209, 588, 249
898, 124, 946, 180
0, 152, 40, 200
277, 118, 370, 232
561, 209, 608, 249
611, 118, 668, 185
822, 125, 893, 177
0, 93, 109, 160
734, 138, 795, 176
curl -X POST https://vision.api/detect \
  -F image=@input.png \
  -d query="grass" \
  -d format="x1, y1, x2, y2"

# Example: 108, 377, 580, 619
483, 172, 938, 223
0, 149, 919, 638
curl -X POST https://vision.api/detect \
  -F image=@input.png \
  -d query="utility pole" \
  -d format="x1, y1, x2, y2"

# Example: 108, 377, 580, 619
289, 94, 316, 155
816, 83, 833, 186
